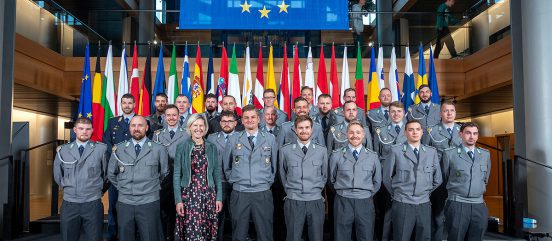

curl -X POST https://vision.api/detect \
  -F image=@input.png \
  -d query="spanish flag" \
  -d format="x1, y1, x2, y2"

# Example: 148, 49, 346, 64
191, 44, 205, 113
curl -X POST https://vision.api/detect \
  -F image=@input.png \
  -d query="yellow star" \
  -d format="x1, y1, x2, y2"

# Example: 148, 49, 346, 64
240, 0, 251, 13
277, 0, 289, 13
259, 6, 271, 19
86, 113, 92, 118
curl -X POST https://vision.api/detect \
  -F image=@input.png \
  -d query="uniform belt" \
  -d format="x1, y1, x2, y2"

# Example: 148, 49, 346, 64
447, 194, 484, 204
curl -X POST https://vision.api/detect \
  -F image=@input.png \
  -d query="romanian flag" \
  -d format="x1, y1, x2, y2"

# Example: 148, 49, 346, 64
192, 44, 205, 113
78, 44, 93, 120
91, 45, 104, 141
354, 45, 365, 110
415, 43, 427, 104
138, 46, 152, 116
367, 47, 381, 110
266, 44, 278, 108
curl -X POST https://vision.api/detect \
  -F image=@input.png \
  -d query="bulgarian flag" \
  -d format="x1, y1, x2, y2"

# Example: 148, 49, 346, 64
191, 44, 204, 113
167, 44, 179, 104
91, 45, 104, 141
228, 44, 242, 115
354, 45, 366, 110
102, 44, 116, 132
367, 47, 381, 110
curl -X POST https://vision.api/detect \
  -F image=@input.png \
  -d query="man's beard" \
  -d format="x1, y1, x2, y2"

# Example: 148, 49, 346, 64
206, 106, 216, 112
421, 97, 431, 103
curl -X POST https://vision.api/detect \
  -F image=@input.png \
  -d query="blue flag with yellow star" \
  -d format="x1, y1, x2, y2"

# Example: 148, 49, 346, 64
78, 43, 93, 119
179, 0, 348, 30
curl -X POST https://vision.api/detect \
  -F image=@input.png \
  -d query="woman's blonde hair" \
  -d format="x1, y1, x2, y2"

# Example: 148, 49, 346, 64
185, 113, 209, 136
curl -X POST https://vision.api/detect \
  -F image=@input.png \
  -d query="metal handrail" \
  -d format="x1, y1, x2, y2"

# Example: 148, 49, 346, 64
476, 141, 504, 152
22, 140, 66, 152
516, 154, 552, 170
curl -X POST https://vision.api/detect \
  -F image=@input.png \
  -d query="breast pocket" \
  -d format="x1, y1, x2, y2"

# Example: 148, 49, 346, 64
423, 165, 434, 189
396, 169, 410, 182
87, 161, 100, 179
452, 165, 469, 183
312, 159, 323, 176
287, 160, 299, 177
337, 161, 354, 184
146, 158, 159, 178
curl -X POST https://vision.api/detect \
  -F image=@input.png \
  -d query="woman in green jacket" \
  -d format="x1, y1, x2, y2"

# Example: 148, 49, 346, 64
173, 113, 223, 240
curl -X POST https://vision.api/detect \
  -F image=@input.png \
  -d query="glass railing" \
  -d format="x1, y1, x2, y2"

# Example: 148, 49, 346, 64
15, 0, 510, 59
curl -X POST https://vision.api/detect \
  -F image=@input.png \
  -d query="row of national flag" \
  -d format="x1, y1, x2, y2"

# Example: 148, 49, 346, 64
78, 42, 440, 141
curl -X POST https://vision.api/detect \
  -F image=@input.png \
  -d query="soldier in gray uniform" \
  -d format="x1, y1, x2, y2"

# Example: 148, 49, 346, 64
147, 93, 168, 136
442, 122, 490, 241
329, 121, 381, 241
311, 94, 337, 141
54, 117, 108, 241
367, 88, 392, 135
327, 101, 373, 153
383, 119, 442, 241
372, 101, 406, 241
279, 115, 328, 241
152, 105, 190, 241
278, 97, 325, 147
207, 110, 238, 241
277, 97, 326, 147
223, 105, 278, 241
291, 86, 318, 120
333, 88, 367, 126
427, 101, 462, 241
406, 85, 441, 144
260, 89, 288, 126
260, 106, 281, 138
108, 115, 169, 241
175, 94, 192, 128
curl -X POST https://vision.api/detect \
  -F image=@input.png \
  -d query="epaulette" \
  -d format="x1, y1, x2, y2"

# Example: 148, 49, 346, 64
333, 109, 340, 114
476, 147, 489, 154
118, 116, 123, 122
92, 141, 105, 147
443, 147, 456, 152
330, 126, 336, 133
421, 144, 436, 151
282, 142, 294, 149
56, 145, 62, 152
375, 127, 381, 134
118, 140, 130, 148
112, 145, 118, 152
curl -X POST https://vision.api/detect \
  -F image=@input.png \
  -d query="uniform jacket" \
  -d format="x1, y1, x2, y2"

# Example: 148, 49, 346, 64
442, 146, 490, 203
108, 139, 169, 205
382, 143, 442, 204
367, 108, 392, 133
407, 102, 441, 144
259, 108, 288, 127
173, 139, 222, 202
279, 141, 328, 201
53, 141, 108, 203
427, 122, 462, 158
329, 147, 381, 199
103, 116, 132, 149
223, 131, 278, 192
259, 125, 281, 138
373, 122, 407, 159
207, 131, 236, 182
326, 122, 373, 154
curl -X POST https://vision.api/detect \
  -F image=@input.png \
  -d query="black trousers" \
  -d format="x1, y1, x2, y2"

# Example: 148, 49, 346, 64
434, 27, 457, 59
117, 200, 164, 241
333, 195, 375, 241
60, 199, 103, 241
284, 199, 325, 241
445, 200, 488, 241
230, 190, 274, 241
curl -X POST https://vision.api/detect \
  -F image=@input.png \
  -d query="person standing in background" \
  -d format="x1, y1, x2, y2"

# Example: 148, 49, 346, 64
435, 0, 459, 59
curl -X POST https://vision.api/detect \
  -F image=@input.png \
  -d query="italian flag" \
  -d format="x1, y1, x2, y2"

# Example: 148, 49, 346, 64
167, 44, 179, 104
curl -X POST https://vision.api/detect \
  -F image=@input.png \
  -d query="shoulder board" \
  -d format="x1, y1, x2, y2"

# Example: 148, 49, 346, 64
147, 141, 152, 147
112, 145, 117, 152
457, 147, 462, 154
330, 126, 336, 133
476, 147, 489, 154
281, 142, 294, 149
118, 116, 123, 122
422, 144, 436, 151
402, 144, 407, 152
124, 141, 130, 147
364, 147, 376, 154
93, 142, 105, 146
444, 147, 456, 152
408, 106, 412, 112
56, 145, 62, 152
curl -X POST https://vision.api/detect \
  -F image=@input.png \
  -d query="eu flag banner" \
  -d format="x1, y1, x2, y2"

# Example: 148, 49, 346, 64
179, 0, 349, 30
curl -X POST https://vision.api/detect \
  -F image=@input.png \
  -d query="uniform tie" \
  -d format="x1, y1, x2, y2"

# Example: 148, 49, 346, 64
169, 130, 175, 139
468, 150, 474, 160
248, 136, 255, 149
414, 148, 419, 160
384, 110, 389, 120
78, 145, 84, 156
302, 146, 308, 154
125, 117, 130, 125
158, 115, 163, 124
269, 129, 273, 134
322, 116, 328, 131
424, 105, 430, 114
180, 116, 185, 126
353, 150, 359, 161
395, 125, 401, 134
447, 128, 453, 136
135, 144, 141, 156
224, 134, 229, 142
